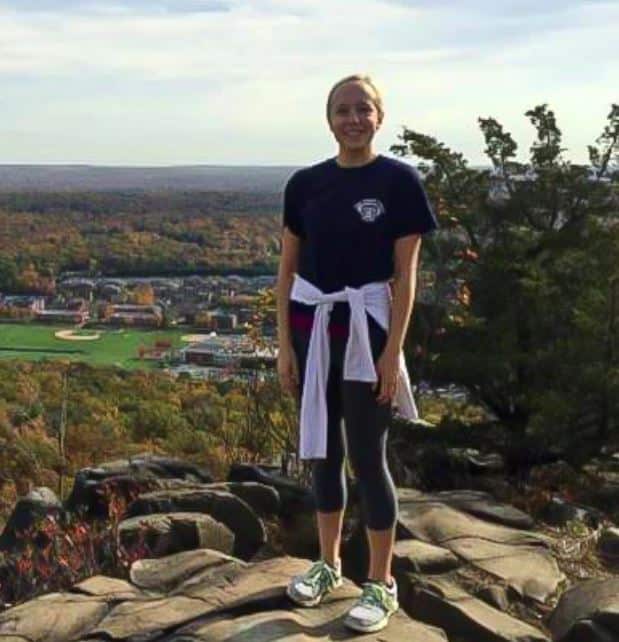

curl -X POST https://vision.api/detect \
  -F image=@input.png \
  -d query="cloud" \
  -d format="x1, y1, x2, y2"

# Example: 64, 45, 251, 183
0, 0, 233, 14
381, 0, 615, 15
0, 0, 616, 164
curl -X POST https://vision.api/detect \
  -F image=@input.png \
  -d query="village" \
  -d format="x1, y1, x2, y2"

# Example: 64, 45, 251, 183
0, 269, 444, 382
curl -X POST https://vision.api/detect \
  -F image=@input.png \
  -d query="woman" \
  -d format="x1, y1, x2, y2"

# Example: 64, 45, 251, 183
275, 73, 438, 633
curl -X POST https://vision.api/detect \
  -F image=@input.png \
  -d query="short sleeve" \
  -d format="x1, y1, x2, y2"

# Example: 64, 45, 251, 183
389, 166, 439, 239
282, 170, 305, 239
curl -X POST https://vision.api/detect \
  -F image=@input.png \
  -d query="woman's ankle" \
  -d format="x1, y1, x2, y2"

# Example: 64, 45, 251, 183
323, 556, 341, 571
367, 574, 394, 588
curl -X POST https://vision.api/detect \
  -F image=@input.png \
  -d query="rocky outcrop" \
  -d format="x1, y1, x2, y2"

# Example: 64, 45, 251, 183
0, 550, 449, 642
0, 455, 615, 642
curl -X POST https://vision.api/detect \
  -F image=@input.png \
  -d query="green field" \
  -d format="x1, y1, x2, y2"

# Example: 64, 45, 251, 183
0, 323, 192, 370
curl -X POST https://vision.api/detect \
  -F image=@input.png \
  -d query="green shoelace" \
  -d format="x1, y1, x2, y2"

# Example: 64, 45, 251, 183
358, 582, 394, 613
304, 560, 337, 591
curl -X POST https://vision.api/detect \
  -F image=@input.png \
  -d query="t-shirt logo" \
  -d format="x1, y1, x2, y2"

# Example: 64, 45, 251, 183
354, 198, 385, 223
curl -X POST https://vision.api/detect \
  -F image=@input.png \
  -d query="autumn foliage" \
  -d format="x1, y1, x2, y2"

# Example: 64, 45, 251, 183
0, 479, 152, 609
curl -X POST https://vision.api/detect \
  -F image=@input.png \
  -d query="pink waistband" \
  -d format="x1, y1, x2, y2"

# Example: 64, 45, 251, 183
289, 310, 349, 338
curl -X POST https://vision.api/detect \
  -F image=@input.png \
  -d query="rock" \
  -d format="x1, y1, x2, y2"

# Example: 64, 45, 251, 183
65, 455, 214, 518
399, 446, 506, 491
397, 493, 549, 547
395, 488, 534, 529
126, 488, 266, 560
0, 487, 64, 552
167, 604, 446, 641
227, 463, 314, 517
556, 619, 617, 642
118, 512, 235, 558
396, 493, 564, 603
473, 475, 516, 502
547, 578, 619, 642
204, 481, 280, 517
540, 496, 601, 528
402, 443, 471, 490
65, 471, 160, 519
392, 539, 460, 574
0, 592, 108, 642
579, 458, 619, 517
401, 575, 549, 642
476, 585, 510, 612
71, 575, 146, 601
529, 461, 580, 488
447, 448, 505, 474
429, 490, 534, 529
130, 548, 243, 592
97, 454, 214, 483
582, 483, 619, 520
584, 456, 619, 474
448, 538, 564, 603
84, 555, 448, 642
597, 527, 619, 565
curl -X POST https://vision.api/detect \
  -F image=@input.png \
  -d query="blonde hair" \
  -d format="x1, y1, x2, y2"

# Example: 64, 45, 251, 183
326, 74, 384, 126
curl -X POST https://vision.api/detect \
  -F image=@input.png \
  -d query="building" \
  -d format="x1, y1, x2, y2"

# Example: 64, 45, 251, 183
0, 295, 46, 316
105, 303, 163, 327
36, 309, 88, 324
58, 278, 96, 302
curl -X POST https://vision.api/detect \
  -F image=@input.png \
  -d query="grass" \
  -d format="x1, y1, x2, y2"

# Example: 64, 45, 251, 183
0, 322, 190, 371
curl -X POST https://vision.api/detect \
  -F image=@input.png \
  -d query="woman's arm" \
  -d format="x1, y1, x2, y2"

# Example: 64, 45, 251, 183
385, 234, 422, 355
276, 227, 301, 348
375, 233, 422, 403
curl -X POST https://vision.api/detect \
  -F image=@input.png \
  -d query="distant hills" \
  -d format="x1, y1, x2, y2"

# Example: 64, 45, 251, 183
0, 164, 301, 193
0, 162, 498, 193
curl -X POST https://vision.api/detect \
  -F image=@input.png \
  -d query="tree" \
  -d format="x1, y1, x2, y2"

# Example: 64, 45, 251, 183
0, 256, 18, 292
391, 103, 619, 452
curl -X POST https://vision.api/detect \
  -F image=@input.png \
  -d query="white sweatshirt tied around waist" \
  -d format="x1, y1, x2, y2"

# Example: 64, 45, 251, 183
289, 273, 418, 460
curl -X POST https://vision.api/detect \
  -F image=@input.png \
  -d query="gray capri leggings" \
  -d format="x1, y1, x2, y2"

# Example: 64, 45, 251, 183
291, 312, 399, 530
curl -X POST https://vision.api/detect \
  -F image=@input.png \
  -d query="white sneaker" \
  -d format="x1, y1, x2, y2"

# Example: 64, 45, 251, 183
344, 577, 399, 633
286, 558, 343, 607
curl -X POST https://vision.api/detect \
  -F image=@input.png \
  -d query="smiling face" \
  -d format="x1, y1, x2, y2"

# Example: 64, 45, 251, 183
327, 80, 383, 154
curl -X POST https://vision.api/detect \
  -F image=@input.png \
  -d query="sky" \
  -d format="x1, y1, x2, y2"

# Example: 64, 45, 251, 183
1, 0, 617, 166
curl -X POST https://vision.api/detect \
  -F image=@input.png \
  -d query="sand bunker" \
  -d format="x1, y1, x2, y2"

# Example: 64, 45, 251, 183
55, 329, 102, 341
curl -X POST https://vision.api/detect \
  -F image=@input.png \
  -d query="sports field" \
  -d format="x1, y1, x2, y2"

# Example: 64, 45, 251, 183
0, 323, 190, 370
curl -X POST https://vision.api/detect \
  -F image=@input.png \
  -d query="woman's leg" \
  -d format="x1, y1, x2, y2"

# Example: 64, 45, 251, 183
341, 317, 398, 584
292, 326, 347, 568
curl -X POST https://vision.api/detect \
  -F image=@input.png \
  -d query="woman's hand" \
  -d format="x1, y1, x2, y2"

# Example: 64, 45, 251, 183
277, 342, 300, 397
373, 346, 400, 405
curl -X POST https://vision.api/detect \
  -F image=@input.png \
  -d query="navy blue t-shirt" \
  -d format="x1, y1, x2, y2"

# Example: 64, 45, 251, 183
283, 153, 439, 325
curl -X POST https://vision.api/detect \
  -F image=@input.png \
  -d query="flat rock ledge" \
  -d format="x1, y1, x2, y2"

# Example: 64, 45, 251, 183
0, 550, 448, 642
396, 489, 565, 604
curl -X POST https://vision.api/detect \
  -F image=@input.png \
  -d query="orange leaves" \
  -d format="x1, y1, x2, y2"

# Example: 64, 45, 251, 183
455, 248, 479, 262
464, 248, 479, 261
1, 485, 151, 607
457, 284, 472, 307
